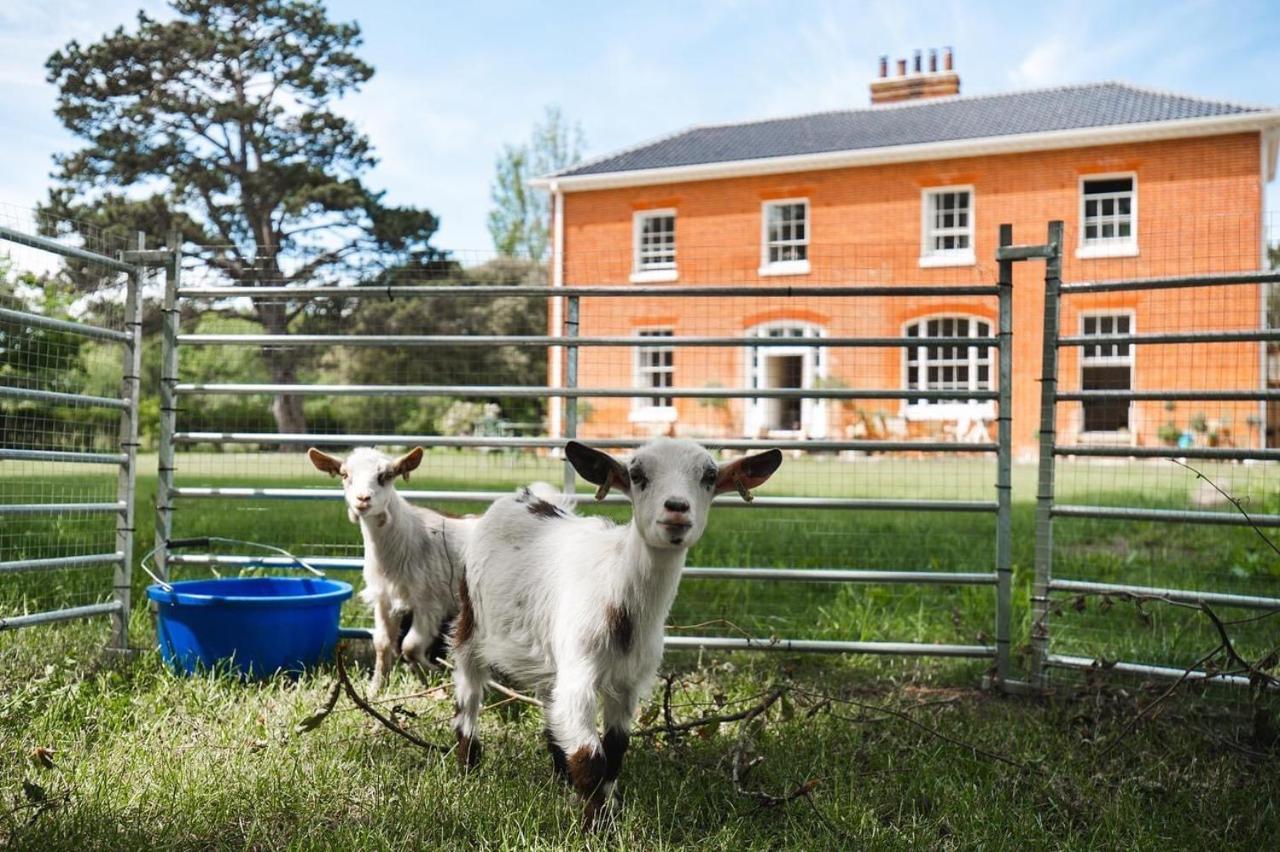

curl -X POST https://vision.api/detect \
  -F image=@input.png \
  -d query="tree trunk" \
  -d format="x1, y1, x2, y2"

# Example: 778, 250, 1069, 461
256, 298, 307, 442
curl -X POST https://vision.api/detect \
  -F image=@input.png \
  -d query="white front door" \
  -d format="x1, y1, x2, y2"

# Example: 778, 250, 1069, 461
744, 323, 828, 438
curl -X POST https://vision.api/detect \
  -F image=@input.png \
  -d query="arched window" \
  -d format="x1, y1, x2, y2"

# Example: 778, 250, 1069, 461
903, 315, 994, 419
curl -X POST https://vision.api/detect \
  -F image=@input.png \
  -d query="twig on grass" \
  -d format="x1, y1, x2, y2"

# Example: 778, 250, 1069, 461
335, 651, 450, 753
634, 686, 788, 738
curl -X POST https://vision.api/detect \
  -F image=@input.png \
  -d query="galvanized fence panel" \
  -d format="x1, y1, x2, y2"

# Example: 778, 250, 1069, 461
0, 218, 144, 647
159, 240, 1014, 673
1030, 213, 1280, 690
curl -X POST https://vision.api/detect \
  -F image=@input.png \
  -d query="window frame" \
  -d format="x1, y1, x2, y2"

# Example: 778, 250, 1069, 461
631, 209, 678, 283
630, 327, 677, 422
1077, 173, 1139, 259
1077, 309, 1136, 436
901, 313, 996, 421
919, 185, 976, 268
759, 198, 811, 277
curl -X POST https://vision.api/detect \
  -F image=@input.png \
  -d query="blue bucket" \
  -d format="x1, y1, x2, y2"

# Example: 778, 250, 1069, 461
146, 576, 353, 677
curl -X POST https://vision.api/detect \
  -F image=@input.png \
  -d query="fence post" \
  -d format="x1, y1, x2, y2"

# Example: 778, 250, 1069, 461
111, 235, 145, 650
994, 224, 1014, 683
155, 232, 181, 582
1031, 220, 1064, 687
562, 294, 580, 494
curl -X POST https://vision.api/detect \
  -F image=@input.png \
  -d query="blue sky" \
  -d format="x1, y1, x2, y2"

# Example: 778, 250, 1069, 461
1, 0, 1278, 252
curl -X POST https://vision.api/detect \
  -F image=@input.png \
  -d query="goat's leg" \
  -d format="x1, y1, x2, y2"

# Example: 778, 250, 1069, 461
369, 595, 398, 696
548, 666, 608, 830
401, 597, 450, 678
538, 685, 570, 783
600, 687, 637, 802
450, 631, 486, 771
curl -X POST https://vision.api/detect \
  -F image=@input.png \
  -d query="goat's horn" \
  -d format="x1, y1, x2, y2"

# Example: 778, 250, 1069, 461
594, 481, 611, 501
733, 474, 754, 502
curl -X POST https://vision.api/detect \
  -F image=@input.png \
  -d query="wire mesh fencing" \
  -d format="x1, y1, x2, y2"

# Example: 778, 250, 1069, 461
0, 206, 144, 645
159, 238, 1014, 675
1031, 213, 1280, 691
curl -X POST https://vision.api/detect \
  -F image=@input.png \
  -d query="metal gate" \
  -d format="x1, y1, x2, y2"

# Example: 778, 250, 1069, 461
1029, 220, 1280, 688
158, 248, 1014, 679
0, 223, 146, 648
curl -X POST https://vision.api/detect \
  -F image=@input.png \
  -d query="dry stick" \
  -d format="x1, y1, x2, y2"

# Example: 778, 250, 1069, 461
1097, 645, 1223, 757
434, 655, 543, 708
635, 686, 788, 738
335, 652, 450, 753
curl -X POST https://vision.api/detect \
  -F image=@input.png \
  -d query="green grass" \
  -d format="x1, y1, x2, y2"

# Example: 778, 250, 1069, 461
3, 451, 1280, 847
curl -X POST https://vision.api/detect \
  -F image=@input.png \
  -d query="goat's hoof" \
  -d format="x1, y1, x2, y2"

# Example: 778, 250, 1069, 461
455, 731, 483, 772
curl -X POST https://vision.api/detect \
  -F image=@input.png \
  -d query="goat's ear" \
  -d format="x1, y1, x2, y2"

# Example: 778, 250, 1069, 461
565, 440, 630, 500
308, 448, 343, 477
715, 449, 783, 500
391, 447, 424, 482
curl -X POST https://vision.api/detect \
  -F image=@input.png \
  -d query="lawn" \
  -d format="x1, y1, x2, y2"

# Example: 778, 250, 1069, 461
2, 451, 1279, 848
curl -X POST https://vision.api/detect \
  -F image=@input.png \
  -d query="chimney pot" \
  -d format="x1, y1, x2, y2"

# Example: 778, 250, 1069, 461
913, 50, 922, 73
879, 55, 888, 78
944, 47, 954, 71
929, 48, 938, 73
896, 58, 907, 76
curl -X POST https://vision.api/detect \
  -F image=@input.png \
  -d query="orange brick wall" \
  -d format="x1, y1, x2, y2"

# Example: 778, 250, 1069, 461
555, 132, 1265, 456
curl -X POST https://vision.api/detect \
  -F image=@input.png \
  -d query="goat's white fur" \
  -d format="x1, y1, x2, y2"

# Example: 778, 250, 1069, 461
451, 438, 781, 824
308, 446, 474, 695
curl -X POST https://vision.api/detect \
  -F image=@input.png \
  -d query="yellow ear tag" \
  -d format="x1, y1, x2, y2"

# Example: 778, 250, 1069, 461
734, 474, 754, 502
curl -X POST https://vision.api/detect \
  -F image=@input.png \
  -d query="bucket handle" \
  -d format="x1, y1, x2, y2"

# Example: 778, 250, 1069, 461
141, 537, 328, 592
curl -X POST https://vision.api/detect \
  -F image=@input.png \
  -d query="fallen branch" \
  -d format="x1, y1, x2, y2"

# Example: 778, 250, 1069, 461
335, 652, 450, 754
635, 686, 787, 738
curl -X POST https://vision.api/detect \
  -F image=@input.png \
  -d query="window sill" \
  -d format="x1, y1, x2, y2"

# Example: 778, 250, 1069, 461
1076, 242, 1138, 259
918, 251, 976, 269
902, 401, 996, 421
758, 260, 810, 277
630, 269, 678, 283
629, 406, 677, 424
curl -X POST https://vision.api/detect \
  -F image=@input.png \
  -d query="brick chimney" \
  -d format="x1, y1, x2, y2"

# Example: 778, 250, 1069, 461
870, 47, 960, 105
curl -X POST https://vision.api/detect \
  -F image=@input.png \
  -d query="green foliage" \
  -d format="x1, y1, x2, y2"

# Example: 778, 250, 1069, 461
488, 106, 584, 260
42, 0, 441, 433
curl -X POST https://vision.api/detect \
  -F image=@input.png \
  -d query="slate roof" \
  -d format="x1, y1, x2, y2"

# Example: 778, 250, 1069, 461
555, 82, 1267, 178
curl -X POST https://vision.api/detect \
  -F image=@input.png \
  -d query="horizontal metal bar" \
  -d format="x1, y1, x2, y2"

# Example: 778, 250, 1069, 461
174, 382, 999, 401
1045, 654, 1272, 690
0, 385, 130, 409
169, 488, 998, 513
339, 626, 373, 639
0, 601, 123, 632
663, 636, 996, 657
0, 552, 125, 575
683, 567, 997, 585
171, 432, 996, 454
0, 224, 137, 273
177, 284, 1004, 299
119, 248, 174, 265
177, 333, 1000, 349
0, 307, 131, 343
1054, 445, 1280, 461
1060, 270, 1280, 294
0, 448, 129, 465
996, 244, 1056, 261
1052, 504, 1280, 527
1056, 390, 1280, 402
1058, 329, 1280, 346
0, 501, 126, 516
1049, 578, 1280, 611
167, 555, 996, 585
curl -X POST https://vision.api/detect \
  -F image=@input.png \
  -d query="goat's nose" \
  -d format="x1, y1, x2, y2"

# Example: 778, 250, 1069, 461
355, 493, 371, 504
664, 498, 690, 513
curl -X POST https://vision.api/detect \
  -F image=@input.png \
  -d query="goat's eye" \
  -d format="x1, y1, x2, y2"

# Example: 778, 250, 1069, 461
377, 471, 392, 486
630, 467, 648, 490
701, 468, 717, 490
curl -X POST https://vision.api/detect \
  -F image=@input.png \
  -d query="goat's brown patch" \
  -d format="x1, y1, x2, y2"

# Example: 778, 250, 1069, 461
567, 745, 606, 800
602, 728, 629, 783
454, 579, 475, 646
605, 604, 632, 654
455, 729, 482, 771
375, 511, 388, 528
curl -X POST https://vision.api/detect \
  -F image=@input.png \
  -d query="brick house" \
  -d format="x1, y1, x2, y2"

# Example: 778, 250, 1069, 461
533, 57, 1280, 457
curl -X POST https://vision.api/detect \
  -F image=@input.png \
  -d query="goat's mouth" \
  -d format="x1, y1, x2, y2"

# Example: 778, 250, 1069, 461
657, 519, 693, 544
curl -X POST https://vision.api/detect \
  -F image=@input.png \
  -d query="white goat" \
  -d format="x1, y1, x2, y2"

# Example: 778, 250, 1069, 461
451, 438, 782, 827
308, 446, 474, 694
